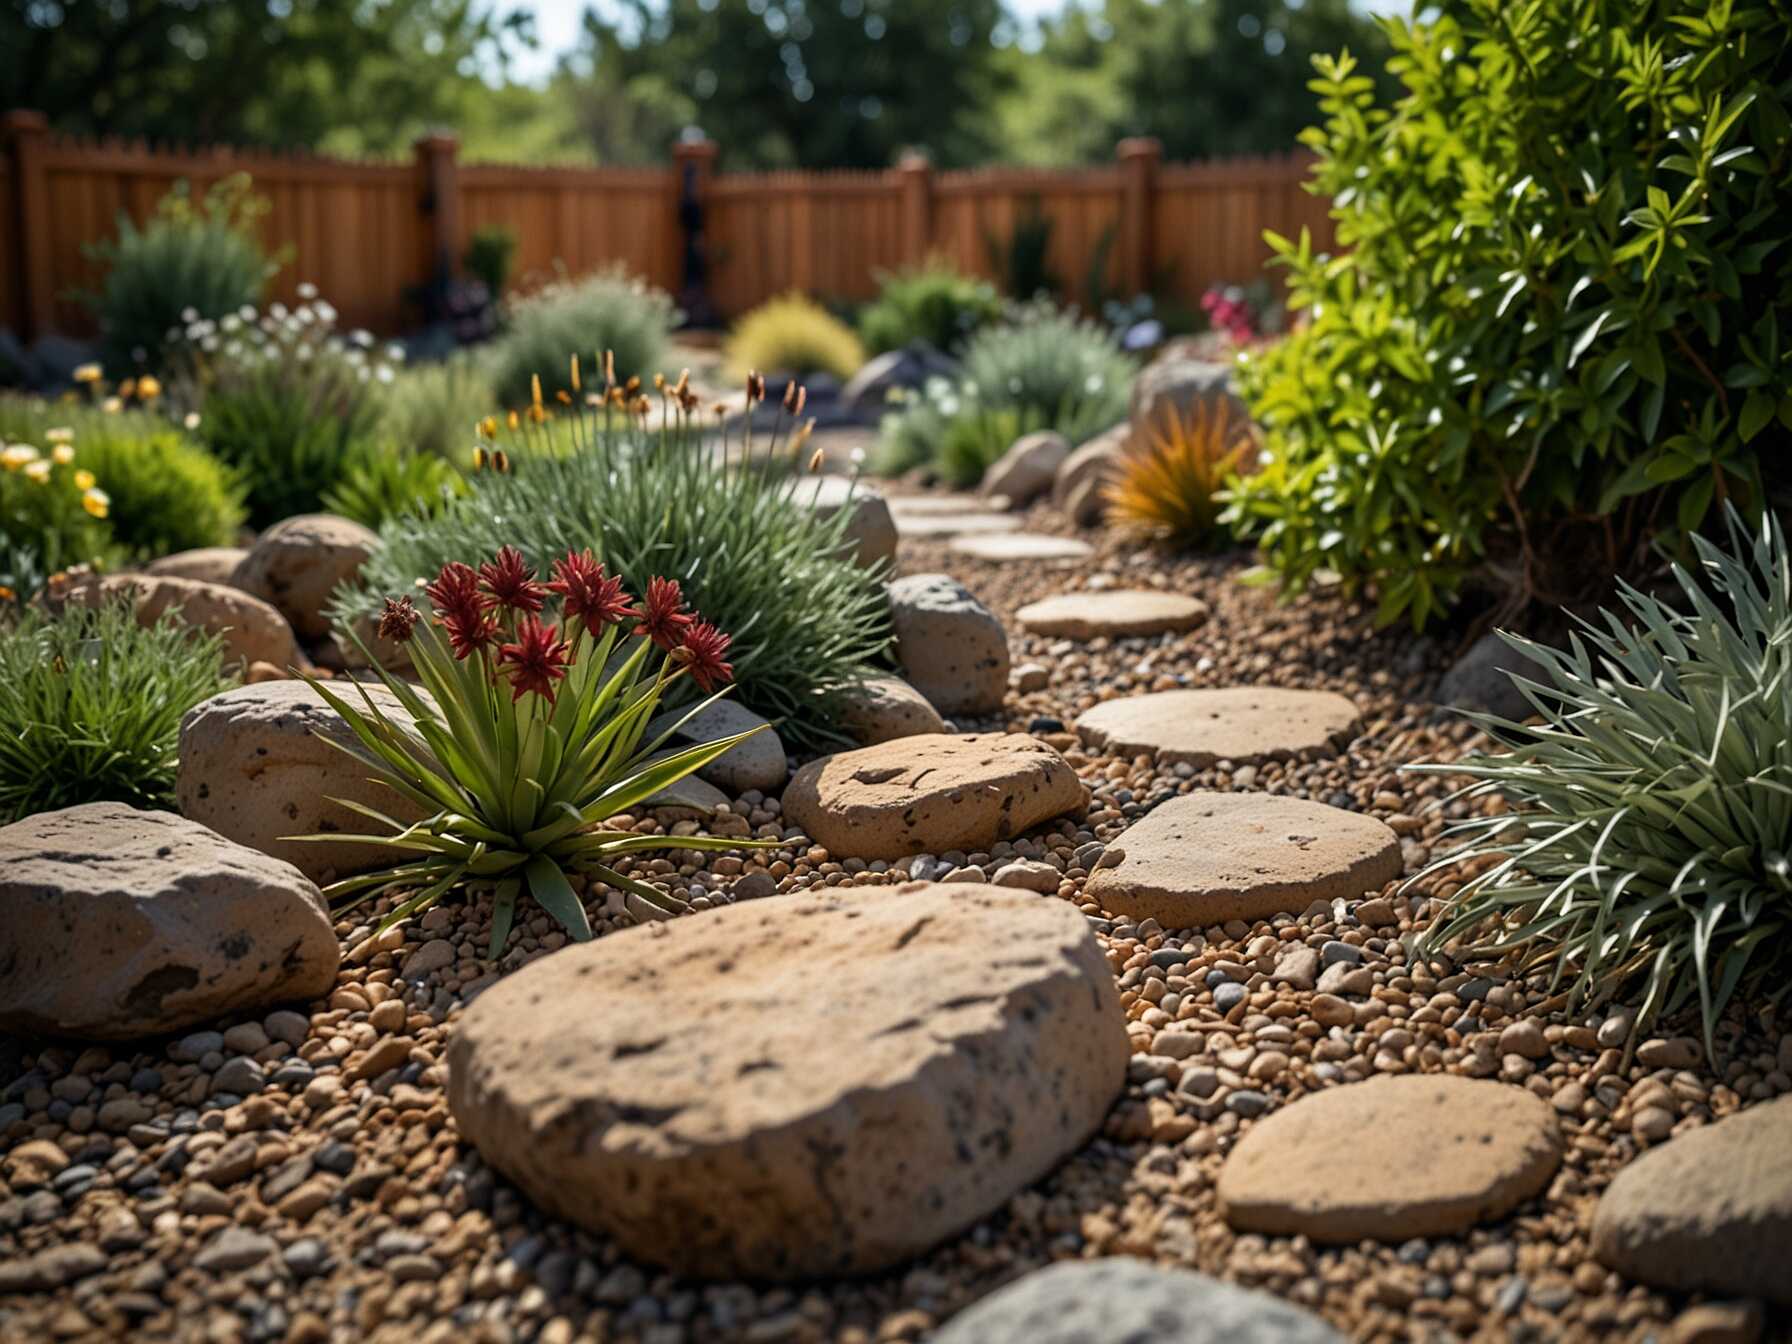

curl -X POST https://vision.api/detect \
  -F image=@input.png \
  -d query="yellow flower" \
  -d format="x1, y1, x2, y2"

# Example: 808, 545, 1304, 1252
102, 397, 122, 415
24, 459, 52, 484
136, 375, 162, 400
72, 363, 102, 383
52, 444, 75, 466
1, 444, 39, 470
0, 585, 14, 604
472, 445, 487, 471
45, 427, 73, 444
74, 469, 96, 491
82, 488, 110, 519
118, 378, 136, 399
477, 416, 498, 439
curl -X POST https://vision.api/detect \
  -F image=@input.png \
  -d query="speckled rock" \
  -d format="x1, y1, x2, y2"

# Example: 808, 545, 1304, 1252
230, 513, 378, 641
981, 430, 1070, 508
1218, 1075, 1562, 1242
1130, 356, 1247, 442
933, 1259, 1345, 1344
143, 546, 251, 586
1086, 793, 1402, 926
54, 572, 297, 670
647, 698, 787, 794
1052, 423, 1128, 527
888, 573, 1010, 716
790, 475, 897, 571
1075, 687, 1360, 767
1591, 1094, 1792, 1303
1016, 590, 1209, 640
0, 803, 338, 1039
445, 882, 1128, 1279
783, 733, 1083, 861
832, 675, 947, 745
175, 680, 433, 883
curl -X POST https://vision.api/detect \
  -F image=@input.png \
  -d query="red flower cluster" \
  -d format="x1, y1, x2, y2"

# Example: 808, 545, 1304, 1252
413, 550, 735, 704
1201, 285, 1258, 347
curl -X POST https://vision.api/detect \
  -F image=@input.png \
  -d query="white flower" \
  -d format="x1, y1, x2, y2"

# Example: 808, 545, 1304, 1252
351, 330, 374, 349
386, 344, 405, 363
376, 365, 396, 383
239, 305, 258, 322
297, 282, 318, 300
181, 306, 198, 322
270, 302, 288, 321
314, 301, 337, 324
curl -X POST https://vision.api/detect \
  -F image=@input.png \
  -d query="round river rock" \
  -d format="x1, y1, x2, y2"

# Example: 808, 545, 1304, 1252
1075, 687, 1360, 767
445, 882, 1129, 1280
1217, 1075, 1562, 1242
1086, 792, 1403, 926
1016, 589, 1209, 640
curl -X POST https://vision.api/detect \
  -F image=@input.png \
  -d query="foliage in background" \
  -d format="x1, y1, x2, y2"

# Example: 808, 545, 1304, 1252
1413, 510, 1792, 1060
344, 391, 890, 746
311, 551, 766, 957
487, 268, 679, 410
958, 305, 1133, 440
174, 292, 399, 527
985, 197, 1061, 300
0, 602, 237, 822
464, 226, 518, 299
321, 450, 468, 530
1228, 2, 1792, 630
0, 399, 244, 561
0, 434, 115, 601
1106, 399, 1254, 547
725, 294, 866, 382
872, 378, 1030, 487
858, 260, 1004, 356
378, 358, 498, 463
82, 175, 276, 376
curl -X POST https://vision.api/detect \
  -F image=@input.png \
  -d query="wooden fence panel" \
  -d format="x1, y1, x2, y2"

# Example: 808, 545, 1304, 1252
1155, 153, 1332, 302
460, 164, 679, 298
934, 167, 1127, 311
706, 170, 906, 314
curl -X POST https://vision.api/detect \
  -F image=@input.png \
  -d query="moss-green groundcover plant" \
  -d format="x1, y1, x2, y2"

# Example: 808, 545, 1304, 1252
1228, 0, 1792, 629
1413, 508, 1792, 1059
307, 549, 769, 958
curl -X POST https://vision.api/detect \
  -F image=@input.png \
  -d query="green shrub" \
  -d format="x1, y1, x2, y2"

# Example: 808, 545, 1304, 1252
0, 601, 237, 821
378, 357, 498, 463
487, 267, 679, 410
0, 435, 116, 598
321, 449, 468, 529
1226, 5, 1792, 630
464, 226, 518, 298
858, 260, 1004, 355
959, 305, 1134, 441
177, 294, 398, 527
83, 174, 276, 376
341, 406, 890, 746
725, 293, 866, 382
0, 399, 244, 561
1414, 509, 1792, 1059
873, 379, 1032, 488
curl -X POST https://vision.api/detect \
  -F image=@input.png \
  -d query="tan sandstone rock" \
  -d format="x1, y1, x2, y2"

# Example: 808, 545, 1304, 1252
1075, 687, 1360, 767
790, 475, 897, 571
1217, 1075, 1562, 1242
176, 680, 433, 883
143, 546, 251, 586
981, 430, 1070, 508
1052, 423, 1128, 526
832, 675, 947, 745
949, 532, 1095, 563
231, 513, 378, 641
1016, 590, 1209, 640
783, 733, 1084, 860
1086, 793, 1403, 925
55, 572, 298, 670
445, 882, 1128, 1279
0, 803, 339, 1039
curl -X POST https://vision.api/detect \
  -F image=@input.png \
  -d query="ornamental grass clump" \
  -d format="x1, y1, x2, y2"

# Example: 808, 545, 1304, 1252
1105, 399, 1255, 547
1412, 509, 1792, 1059
306, 545, 769, 957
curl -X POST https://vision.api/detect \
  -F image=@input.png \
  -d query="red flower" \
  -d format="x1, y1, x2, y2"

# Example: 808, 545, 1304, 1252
496, 615, 572, 703
425, 561, 481, 623
675, 620, 733, 693
478, 546, 547, 614
376, 595, 420, 644
443, 609, 501, 661
632, 575, 695, 650
547, 549, 631, 636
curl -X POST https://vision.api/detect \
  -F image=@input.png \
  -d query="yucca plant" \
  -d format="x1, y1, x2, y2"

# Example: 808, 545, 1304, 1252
303, 546, 769, 958
1105, 399, 1254, 547
1412, 508, 1792, 1059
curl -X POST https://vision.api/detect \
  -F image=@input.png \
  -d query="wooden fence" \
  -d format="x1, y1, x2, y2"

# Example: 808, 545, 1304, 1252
1, 110, 1334, 342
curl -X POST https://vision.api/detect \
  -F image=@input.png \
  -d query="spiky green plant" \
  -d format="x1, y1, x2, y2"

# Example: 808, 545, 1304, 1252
1413, 509, 1792, 1059
321, 449, 468, 529
0, 601, 238, 821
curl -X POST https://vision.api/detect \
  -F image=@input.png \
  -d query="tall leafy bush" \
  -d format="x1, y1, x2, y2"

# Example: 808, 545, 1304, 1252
858, 260, 1004, 355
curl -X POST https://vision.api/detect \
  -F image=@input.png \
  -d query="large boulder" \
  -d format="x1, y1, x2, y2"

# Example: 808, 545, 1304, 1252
445, 882, 1128, 1279
933, 1259, 1344, 1344
783, 733, 1083, 861
176, 680, 433, 883
231, 513, 379, 642
840, 344, 959, 413
831, 675, 947, 746
646, 698, 787, 795
1130, 356, 1247, 441
144, 546, 251, 586
1051, 423, 1129, 527
981, 430, 1070, 509
789, 475, 897, 571
1590, 1095, 1792, 1303
54, 572, 298, 670
0, 803, 339, 1040
887, 573, 1010, 716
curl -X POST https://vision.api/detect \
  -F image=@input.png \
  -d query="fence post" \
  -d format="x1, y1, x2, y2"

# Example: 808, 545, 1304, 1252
1117, 136, 1161, 297
413, 131, 461, 293
672, 135, 719, 325
896, 152, 933, 264
5, 110, 54, 342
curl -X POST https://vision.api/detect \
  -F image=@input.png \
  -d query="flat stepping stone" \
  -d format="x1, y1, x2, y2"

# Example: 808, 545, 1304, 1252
783, 732, 1082, 861
933, 1259, 1343, 1344
1016, 590, 1209, 639
894, 511, 1023, 538
949, 533, 1095, 562
1591, 1094, 1792, 1303
887, 493, 988, 517
1086, 792, 1402, 926
445, 882, 1127, 1280
1075, 687, 1360, 766
1217, 1075, 1562, 1242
